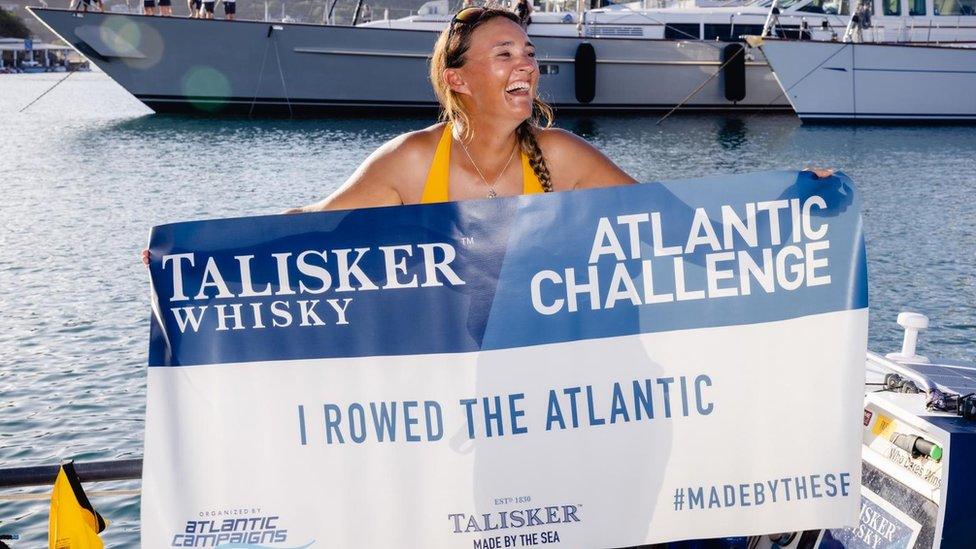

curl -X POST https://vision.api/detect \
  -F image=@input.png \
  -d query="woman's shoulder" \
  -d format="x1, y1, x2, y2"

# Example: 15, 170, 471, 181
317, 123, 447, 210
379, 122, 447, 160
358, 122, 446, 186
532, 126, 611, 166
533, 126, 589, 152
533, 126, 636, 189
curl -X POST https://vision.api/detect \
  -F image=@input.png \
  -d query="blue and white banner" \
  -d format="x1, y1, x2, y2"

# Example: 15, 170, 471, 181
144, 170, 868, 548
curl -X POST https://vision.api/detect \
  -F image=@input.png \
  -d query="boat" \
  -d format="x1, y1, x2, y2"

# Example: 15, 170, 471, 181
363, 0, 976, 114
26, 6, 788, 115
754, 24, 976, 121
757, 40, 976, 122
2, 310, 973, 547
29, 0, 976, 117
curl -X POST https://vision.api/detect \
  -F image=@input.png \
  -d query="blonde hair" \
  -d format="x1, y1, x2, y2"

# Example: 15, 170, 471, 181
429, 7, 555, 191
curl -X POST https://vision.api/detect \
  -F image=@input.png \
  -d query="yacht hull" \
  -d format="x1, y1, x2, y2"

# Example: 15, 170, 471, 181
29, 8, 790, 116
760, 39, 976, 123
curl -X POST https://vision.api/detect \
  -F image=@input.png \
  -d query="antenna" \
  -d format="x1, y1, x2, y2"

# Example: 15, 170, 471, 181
886, 312, 930, 364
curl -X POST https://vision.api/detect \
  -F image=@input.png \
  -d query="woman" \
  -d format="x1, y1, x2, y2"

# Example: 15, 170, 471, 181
287, 7, 636, 213
140, 7, 633, 266
140, 9, 826, 263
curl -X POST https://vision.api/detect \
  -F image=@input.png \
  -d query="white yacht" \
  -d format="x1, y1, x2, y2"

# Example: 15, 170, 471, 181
758, 38, 976, 122
755, 0, 976, 123
357, 0, 976, 114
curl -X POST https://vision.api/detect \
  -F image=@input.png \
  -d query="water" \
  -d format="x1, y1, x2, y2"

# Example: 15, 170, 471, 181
1, 72, 974, 546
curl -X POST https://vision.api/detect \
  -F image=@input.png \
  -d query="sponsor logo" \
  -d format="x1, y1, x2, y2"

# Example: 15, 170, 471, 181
448, 504, 581, 534
448, 501, 580, 548
821, 488, 922, 549
170, 508, 313, 548
160, 244, 465, 334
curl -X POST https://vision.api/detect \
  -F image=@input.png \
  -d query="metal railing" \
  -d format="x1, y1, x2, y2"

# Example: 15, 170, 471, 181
0, 458, 142, 490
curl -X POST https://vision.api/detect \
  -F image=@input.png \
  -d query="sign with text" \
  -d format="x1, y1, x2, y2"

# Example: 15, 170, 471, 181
144, 171, 868, 548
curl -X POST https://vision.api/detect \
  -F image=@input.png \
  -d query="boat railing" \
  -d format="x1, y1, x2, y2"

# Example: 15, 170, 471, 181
0, 458, 142, 490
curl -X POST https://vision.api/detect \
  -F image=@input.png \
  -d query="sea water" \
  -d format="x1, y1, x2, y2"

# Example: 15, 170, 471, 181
0, 72, 973, 546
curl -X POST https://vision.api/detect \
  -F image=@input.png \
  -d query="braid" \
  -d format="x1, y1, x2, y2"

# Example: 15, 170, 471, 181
516, 121, 552, 193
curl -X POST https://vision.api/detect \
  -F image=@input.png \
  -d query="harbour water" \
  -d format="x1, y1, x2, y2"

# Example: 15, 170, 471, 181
1, 72, 974, 546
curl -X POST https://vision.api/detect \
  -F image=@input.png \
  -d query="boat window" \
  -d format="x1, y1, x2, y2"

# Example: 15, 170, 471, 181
909, 0, 925, 13
704, 23, 766, 40
798, 0, 850, 14
882, 0, 901, 14
934, 0, 976, 14
664, 23, 702, 39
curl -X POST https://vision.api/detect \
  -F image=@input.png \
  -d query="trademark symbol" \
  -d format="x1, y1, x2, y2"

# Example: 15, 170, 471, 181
461, 237, 475, 246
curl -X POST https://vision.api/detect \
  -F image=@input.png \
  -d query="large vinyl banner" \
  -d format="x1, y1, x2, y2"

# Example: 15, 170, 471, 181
145, 171, 868, 549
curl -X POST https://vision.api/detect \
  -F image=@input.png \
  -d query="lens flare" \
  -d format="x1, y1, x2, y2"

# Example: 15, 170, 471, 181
181, 66, 232, 112
99, 16, 166, 69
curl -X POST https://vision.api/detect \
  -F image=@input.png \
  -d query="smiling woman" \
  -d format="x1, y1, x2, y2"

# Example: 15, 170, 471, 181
289, 7, 636, 211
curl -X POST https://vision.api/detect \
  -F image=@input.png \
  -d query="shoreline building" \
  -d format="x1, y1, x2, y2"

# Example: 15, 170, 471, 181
0, 37, 88, 72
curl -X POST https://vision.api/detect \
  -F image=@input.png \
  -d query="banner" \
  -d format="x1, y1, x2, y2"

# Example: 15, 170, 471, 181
144, 170, 868, 548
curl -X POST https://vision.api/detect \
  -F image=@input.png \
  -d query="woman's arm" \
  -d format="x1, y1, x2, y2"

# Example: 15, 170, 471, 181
537, 128, 637, 190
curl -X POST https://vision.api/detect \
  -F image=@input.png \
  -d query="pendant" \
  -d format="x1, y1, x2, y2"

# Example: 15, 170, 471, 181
487, 189, 497, 199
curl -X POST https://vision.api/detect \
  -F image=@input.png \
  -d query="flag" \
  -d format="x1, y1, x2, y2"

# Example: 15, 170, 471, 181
49, 462, 107, 549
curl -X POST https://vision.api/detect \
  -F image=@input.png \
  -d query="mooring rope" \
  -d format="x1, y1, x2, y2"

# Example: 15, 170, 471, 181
272, 35, 294, 118
19, 68, 78, 113
248, 33, 274, 117
655, 46, 744, 126
657, 40, 853, 126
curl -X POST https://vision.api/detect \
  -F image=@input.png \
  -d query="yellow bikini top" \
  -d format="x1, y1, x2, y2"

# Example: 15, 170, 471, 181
421, 123, 544, 204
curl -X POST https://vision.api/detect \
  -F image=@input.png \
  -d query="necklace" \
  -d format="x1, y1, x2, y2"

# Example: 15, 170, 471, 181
456, 136, 518, 199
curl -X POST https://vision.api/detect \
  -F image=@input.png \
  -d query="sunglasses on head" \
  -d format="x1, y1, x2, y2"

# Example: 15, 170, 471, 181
446, 6, 487, 44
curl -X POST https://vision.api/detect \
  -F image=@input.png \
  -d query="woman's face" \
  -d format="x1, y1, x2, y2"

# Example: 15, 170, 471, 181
451, 17, 538, 124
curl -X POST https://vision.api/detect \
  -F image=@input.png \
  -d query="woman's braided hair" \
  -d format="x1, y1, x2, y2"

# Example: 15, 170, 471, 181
429, 7, 554, 192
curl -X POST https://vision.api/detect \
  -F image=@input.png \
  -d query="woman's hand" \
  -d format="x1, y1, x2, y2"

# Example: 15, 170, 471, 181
805, 167, 835, 179
283, 206, 306, 214
142, 249, 150, 266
